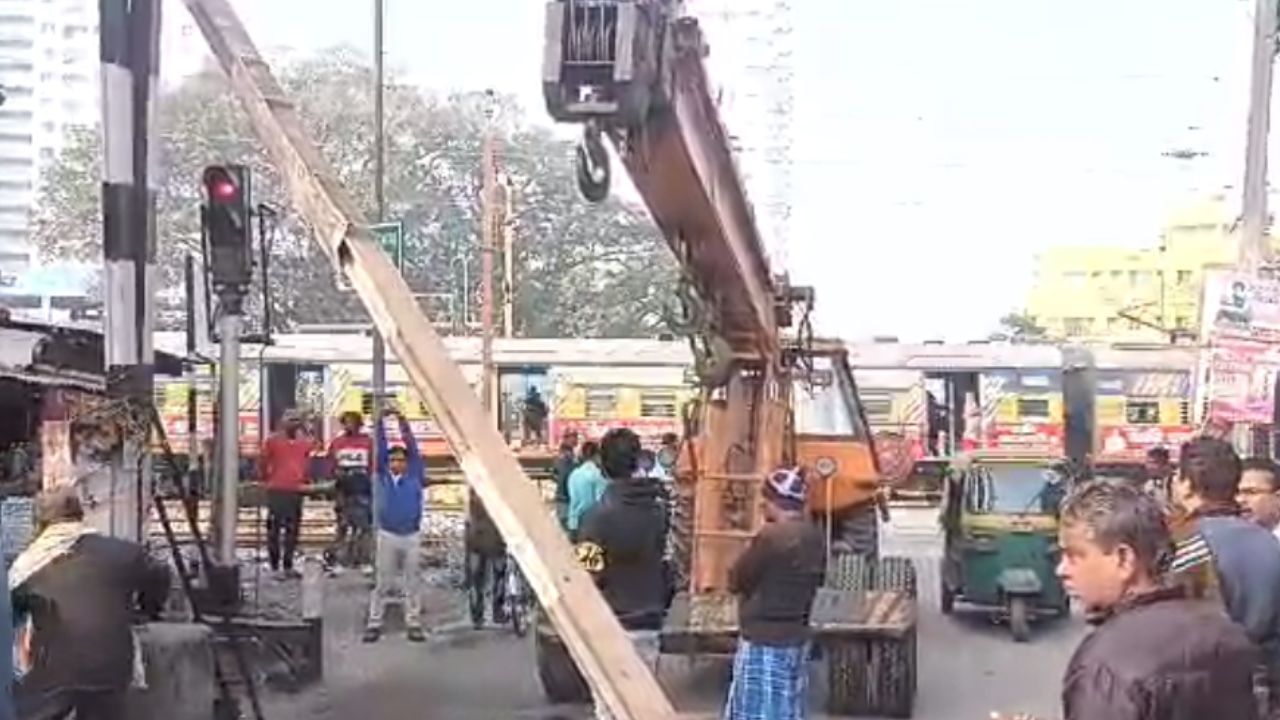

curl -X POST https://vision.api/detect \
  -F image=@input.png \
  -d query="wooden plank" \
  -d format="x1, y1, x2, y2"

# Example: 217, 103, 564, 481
665, 588, 915, 646
178, 2, 675, 716
810, 588, 914, 639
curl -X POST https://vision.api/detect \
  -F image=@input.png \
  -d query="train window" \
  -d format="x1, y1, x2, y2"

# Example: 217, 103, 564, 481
1178, 400, 1191, 425
860, 392, 893, 423
640, 391, 677, 419
0, 293, 41, 309
1016, 397, 1050, 420
360, 391, 375, 417
1126, 400, 1160, 425
585, 388, 617, 419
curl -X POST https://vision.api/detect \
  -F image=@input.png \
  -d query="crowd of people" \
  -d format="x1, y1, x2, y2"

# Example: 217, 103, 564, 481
22, 396, 1280, 719
989, 439, 1280, 720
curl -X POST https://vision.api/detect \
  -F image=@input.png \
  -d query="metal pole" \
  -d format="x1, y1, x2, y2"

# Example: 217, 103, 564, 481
98, 0, 159, 540
501, 176, 515, 338
1240, 0, 1278, 272
216, 313, 241, 564
480, 107, 497, 416
371, 0, 386, 499
462, 253, 470, 331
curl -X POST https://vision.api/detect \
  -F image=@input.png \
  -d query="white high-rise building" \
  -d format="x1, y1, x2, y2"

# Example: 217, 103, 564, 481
688, 0, 794, 268
0, 0, 97, 276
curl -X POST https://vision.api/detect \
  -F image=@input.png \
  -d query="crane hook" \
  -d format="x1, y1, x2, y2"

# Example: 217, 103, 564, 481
575, 122, 611, 203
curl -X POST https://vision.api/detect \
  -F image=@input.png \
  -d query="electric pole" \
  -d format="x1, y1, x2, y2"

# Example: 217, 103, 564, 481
501, 173, 515, 338
1240, 0, 1277, 272
371, 0, 386, 512
481, 93, 498, 417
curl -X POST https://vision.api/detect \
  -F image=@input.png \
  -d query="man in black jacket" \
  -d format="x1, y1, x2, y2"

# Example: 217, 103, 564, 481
1055, 479, 1257, 720
553, 431, 579, 532
722, 466, 824, 720
11, 487, 169, 720
574, 427, 667, 720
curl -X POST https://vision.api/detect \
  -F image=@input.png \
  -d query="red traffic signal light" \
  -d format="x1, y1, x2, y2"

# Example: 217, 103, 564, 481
203, 166, 243, 204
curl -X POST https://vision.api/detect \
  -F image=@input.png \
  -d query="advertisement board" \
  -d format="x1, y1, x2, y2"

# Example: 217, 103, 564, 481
1201, 270, 1280, 344
1200, 270, 1280, 425
1202, 337, 1280, 424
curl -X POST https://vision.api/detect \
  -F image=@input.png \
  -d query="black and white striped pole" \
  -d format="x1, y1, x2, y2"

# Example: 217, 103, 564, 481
98, 0, 160, 541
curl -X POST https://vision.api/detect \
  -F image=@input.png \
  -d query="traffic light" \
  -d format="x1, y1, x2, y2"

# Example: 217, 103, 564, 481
201, 164, 253, 294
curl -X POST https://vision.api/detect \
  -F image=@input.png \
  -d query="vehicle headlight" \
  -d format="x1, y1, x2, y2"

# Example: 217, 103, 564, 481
815, 456, 838, 477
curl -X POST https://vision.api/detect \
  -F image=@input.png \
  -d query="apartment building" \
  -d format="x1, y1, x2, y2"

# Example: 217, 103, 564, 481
1025, 194, 1243, 341
0, 0, 97, 277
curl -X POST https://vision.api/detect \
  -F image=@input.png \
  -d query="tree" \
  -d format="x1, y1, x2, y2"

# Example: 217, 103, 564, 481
31, 48, 678, 337
993, 312, 1049, 343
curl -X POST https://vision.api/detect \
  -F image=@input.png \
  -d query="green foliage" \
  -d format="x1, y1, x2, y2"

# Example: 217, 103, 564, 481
31, 48, 677, 337
994, 312, 1049, 343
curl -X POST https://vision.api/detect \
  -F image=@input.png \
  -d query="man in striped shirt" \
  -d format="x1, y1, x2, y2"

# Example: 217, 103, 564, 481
1170, 437, 1280, 717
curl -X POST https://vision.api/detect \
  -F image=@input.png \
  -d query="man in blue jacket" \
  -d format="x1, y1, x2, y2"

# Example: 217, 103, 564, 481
363, 406, 426, 643
1169, 437, 1280, 718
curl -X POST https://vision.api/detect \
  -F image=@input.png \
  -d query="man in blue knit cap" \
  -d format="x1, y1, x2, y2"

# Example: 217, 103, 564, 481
722, 467, 825, 719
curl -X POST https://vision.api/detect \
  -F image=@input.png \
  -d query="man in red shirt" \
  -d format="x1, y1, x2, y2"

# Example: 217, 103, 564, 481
327, 411, 373, 570
260, 410, 314, 578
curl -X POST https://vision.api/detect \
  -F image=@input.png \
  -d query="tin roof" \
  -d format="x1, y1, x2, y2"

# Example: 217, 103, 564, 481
0, 319, 183, 392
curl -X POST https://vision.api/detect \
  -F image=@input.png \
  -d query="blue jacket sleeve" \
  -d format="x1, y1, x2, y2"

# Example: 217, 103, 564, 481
399, 416, 424, 479
376, 417, 390, 474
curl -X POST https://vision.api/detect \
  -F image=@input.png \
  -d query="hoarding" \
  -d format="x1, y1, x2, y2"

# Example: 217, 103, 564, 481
1200, 270, 1280, 424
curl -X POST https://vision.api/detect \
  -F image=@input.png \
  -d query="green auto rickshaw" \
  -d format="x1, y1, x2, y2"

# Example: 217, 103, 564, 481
939, 452, 1071, 641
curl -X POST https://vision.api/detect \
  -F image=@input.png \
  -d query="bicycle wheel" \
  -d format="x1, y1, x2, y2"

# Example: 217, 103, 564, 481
508, 566, 528, 637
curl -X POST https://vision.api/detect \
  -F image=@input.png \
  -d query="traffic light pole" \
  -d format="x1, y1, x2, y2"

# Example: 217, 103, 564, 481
201, 163, 253, 604
216, 310, 241, 567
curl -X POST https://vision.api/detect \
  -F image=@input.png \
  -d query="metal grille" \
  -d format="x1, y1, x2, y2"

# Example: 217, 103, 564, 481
640, 391, 678, 418
565, 1, 619, 65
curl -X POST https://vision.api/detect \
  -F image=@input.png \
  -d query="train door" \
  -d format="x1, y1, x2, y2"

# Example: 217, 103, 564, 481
925, 372, 981, 455
498, 365, 550, 446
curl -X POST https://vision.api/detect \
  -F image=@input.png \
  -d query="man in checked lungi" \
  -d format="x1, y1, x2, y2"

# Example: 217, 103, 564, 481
722, 467, 825, 720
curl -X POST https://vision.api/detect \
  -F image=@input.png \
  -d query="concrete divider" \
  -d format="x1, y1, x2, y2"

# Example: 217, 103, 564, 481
127, 622, 216, 720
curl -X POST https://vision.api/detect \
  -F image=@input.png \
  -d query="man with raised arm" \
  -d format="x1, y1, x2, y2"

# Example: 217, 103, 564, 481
363, 404, 426, 643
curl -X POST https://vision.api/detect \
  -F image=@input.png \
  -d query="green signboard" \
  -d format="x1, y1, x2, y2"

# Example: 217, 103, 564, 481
371, 221, 404, 271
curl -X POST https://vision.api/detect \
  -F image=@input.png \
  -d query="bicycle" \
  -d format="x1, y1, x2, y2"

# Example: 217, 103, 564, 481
505, 551, 532, 637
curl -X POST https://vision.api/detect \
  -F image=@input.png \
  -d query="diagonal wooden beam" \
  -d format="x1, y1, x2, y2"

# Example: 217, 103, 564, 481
178, 1, 676, 717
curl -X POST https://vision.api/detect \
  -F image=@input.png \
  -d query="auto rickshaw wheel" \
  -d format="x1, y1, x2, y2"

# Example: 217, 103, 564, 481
824, 554, 918, 718
1008, 596, 1031, 643
533, 609, 591, 704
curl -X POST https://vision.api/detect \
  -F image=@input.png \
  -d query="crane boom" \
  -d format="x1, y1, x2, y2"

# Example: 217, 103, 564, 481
179, 1, 675, 717
543, 1, 795, 362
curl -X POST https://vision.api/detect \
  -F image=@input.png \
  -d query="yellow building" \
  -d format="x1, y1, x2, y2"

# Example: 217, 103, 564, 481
1025, 195, 1242, 341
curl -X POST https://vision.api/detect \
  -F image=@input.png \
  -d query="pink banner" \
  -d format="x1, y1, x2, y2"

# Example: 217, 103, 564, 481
1204, 337, 1280, 424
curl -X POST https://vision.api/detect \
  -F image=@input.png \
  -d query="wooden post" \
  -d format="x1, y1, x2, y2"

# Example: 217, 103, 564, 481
40, 389, 74, 490
179, 2, 675, 716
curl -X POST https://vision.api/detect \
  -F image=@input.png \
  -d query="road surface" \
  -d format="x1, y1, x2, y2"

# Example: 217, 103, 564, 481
259, 507, 1083, 719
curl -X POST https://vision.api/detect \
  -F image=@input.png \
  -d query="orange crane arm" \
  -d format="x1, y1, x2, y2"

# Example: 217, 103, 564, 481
543, 1, 792, 362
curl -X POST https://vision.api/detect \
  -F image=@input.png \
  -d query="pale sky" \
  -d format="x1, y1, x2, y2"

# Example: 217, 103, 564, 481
160, 0, 1258, 341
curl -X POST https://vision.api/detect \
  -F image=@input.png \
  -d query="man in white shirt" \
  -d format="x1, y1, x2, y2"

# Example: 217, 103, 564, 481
1236, 457, 1280, 542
